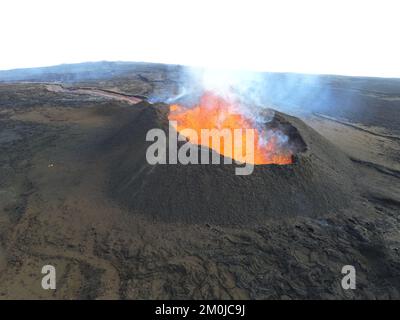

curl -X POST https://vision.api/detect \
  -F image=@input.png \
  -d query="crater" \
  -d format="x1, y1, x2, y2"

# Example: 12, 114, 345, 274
106, 101, 357, 225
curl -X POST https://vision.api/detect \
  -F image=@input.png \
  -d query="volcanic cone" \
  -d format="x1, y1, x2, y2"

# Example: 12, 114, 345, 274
106, 101, 358, 225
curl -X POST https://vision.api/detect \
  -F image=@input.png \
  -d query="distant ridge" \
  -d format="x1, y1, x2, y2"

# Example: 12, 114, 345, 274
0, 61, 179, 83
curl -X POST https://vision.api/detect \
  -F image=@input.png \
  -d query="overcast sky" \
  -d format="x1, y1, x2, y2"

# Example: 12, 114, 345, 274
1, 0, 399, 77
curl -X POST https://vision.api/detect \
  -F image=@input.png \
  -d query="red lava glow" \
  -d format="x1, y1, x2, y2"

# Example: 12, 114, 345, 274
168, 91, 293, 165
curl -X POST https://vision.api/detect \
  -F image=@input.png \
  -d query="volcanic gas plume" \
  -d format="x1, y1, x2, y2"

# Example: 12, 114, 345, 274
168, 91, 293, 165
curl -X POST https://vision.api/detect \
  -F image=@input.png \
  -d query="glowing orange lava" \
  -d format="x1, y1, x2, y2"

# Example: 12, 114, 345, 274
168, 91, 293, 165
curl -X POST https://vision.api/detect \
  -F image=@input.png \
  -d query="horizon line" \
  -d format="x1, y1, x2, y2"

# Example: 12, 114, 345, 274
0, 60, 400, 80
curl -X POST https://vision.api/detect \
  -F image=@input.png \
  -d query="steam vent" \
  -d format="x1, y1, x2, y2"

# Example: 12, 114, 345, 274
107, 100, 357, 225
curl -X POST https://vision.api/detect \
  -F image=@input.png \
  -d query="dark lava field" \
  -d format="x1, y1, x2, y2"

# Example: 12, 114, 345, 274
0, 62, 399, 299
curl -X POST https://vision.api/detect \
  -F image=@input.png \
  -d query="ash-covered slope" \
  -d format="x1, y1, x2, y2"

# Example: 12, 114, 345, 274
106, 101, 359, 225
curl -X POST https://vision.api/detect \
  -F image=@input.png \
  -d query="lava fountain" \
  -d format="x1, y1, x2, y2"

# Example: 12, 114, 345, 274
168, 91, 293, 165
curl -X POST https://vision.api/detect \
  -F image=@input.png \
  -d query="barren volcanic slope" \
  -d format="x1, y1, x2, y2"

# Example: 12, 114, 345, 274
0, 64, 400, 299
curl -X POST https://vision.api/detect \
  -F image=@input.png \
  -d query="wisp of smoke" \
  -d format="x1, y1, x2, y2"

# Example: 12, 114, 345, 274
164, 67, 276, 125
150, 65, 361, 161
149, 65, 340, 122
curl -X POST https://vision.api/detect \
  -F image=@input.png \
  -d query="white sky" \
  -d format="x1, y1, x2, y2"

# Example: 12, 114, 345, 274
1, 0, 399, 77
